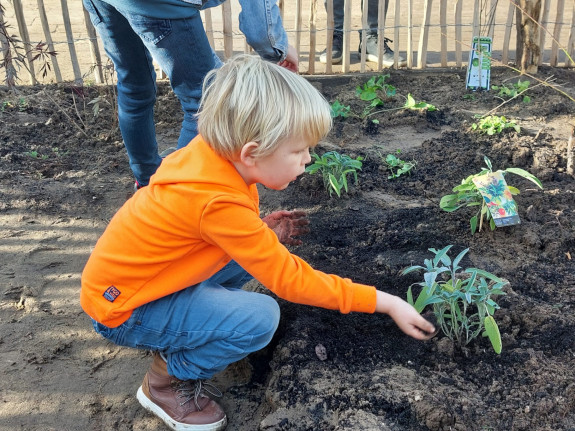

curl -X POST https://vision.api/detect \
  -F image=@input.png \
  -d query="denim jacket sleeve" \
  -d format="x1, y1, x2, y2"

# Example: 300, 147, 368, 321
201, 0, 289, 62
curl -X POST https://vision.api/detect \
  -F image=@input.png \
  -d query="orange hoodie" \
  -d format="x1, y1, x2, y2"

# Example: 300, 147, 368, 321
81, 136, 377, 327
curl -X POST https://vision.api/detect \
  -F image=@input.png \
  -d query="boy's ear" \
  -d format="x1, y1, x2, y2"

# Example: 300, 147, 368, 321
239, 141, 260, 166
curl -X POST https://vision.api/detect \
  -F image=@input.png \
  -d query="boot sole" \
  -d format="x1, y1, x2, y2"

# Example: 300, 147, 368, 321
136, 386, 227, 431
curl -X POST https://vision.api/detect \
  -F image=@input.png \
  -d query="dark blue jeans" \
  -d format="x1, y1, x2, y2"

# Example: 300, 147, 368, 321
92, 261, 280, 380
83, 0, 222, 185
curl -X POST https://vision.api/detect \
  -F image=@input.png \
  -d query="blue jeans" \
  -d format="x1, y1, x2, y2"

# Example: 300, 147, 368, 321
83, 0, 222, 186
327, 0, 389, 35
92, 261, 281, 380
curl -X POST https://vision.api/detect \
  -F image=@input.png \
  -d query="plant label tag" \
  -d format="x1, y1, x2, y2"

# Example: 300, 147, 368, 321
472, 171, 521, 227
466, 36, 492, 91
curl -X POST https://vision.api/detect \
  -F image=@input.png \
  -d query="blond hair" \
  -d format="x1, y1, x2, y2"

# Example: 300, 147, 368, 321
197, 54, 332, 159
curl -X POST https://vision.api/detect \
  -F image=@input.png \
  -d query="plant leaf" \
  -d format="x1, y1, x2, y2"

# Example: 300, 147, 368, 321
483, 315, 502, 354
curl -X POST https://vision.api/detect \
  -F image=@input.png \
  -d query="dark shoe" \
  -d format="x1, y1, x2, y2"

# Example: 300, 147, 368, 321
359, 35, 407, 67
320, 33, 343, 64
136, 353, 227, 431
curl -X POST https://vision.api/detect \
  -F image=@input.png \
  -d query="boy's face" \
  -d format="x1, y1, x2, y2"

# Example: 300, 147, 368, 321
253, 137, 312, 190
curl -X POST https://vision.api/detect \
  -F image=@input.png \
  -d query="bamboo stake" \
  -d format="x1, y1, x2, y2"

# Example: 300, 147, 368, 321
394, 0, 400, 68
12, 0, 36, 84
342, 0, 351, 73
37, 0, 62, 82
222, 0, 233, 59
407, 0, 412, 69
440, 0, 447, 66
81, 6, 102, 83
377, 0, 385, 70
294, 0, 302, 57
538, 0, 550, 65
454, 0, 463, 67
417, 0, 432, 69
566, 4, 575, 67
325, 0, 334, 73
308, 0, 318, 74
550, 0, 565, 66
202, 9, 215, 50
502, 0, 516, 64
359, 0, 368, 72
60, 0, 82, 83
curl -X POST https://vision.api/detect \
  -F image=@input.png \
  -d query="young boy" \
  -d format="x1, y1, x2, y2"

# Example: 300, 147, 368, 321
81, 54, 435, 431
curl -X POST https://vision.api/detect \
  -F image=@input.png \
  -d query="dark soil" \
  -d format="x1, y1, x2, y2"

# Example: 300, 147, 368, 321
1, 66, 574, 431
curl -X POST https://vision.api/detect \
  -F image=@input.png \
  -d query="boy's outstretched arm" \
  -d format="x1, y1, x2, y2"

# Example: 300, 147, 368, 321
262, 210, 310, 245
375, 291, 437, 340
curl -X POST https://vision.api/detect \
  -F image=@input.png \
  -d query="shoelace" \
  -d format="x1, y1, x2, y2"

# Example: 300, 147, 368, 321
173, 380, 223, 410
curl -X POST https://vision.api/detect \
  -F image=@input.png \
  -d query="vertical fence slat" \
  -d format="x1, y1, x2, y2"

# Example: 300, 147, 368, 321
407, 0, 413, 68
60, 0, 82, 83
325, 0, 334, 73
37, 0, 62, 82
394, 0, 400, 68
376, 0, 386, 70
294, 0, 302, 58
202, 9, 215, 50
359, 0, 368, 71
12, 0, 36, 84
82, 7, 103, 83
440, 0, 447, 66
502, 0, 516, 64
539, 0, 551, 64
342, 0, 352, 72
308, 0, 317, 73
0, 6, 15, 86
222, 0, 233, 59
566, 4, 575, 66
417, 0, 432, 69
550, 0, 565, 66
454, 0, 463, 67
472, 0, 480, 37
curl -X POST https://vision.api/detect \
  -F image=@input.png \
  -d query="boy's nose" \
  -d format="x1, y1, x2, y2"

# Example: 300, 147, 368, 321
303, 149, 311, 164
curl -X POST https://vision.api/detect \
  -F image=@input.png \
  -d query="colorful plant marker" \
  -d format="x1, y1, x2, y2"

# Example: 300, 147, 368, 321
472, 171, 521, 227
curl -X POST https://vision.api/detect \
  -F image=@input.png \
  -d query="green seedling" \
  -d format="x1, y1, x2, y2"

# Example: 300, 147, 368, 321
403, 93, 437, 111
492, 80, 531, 103
463, 93, 477, 101
440, 156, 543, 234
471, 115, 520, 135
305, 150, 363, 197
26, 150, 48, 159
330, 100, 351, 119
356, 74, 396, 119
402, 245, 507, 354
380, 149, 416, 179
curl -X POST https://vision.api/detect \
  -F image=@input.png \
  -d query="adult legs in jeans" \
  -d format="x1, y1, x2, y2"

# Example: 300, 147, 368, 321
82, 0, 221, 186
92, 261, 281, 381
326, 0, 388, 35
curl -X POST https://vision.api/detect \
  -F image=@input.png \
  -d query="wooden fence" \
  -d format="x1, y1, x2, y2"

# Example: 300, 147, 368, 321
0, 0, 574, 85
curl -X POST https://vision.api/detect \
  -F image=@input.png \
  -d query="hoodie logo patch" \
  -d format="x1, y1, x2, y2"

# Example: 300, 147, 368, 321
103, 286, 121, 302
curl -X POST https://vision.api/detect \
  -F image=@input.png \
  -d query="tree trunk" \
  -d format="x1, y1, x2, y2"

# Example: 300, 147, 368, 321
516, 0, 542, 73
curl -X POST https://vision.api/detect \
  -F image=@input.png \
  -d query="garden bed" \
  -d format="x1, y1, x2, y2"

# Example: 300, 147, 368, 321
0, 66, 574, 431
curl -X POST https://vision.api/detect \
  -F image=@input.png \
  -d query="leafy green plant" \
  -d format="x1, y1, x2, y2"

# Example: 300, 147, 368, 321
380, 149, 416, 179
305, 151, 363, 197
440, 156, 543, 234
26, 150, 48, 159
471, 115, 520, 135
330, 100, 351, 119
356, 74, 396, 119
402, 245, 507, 354
403, 93, 437, 111
492, 80, 531, 103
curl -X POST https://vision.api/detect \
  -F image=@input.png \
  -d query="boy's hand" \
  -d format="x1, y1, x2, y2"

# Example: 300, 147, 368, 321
262, 210, 309, 245
278, 45, 299, 73
375, 291, 437, 340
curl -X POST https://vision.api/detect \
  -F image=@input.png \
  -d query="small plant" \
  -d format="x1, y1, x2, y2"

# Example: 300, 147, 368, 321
471, 115, 520, 135
492, 80, 531, 103
356, 74, 396, 119
380, 149, 416, 179
330, 100, 351, 119
26, 150, 48, 159
305, 151, 363, 197
463, 93, 477, 101
440, 156, 543, 234
402, 245, 508, 354
403, 93, 437, 112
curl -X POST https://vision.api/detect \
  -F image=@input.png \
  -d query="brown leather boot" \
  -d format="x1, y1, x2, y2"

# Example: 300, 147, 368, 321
136, 352, 227, 431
